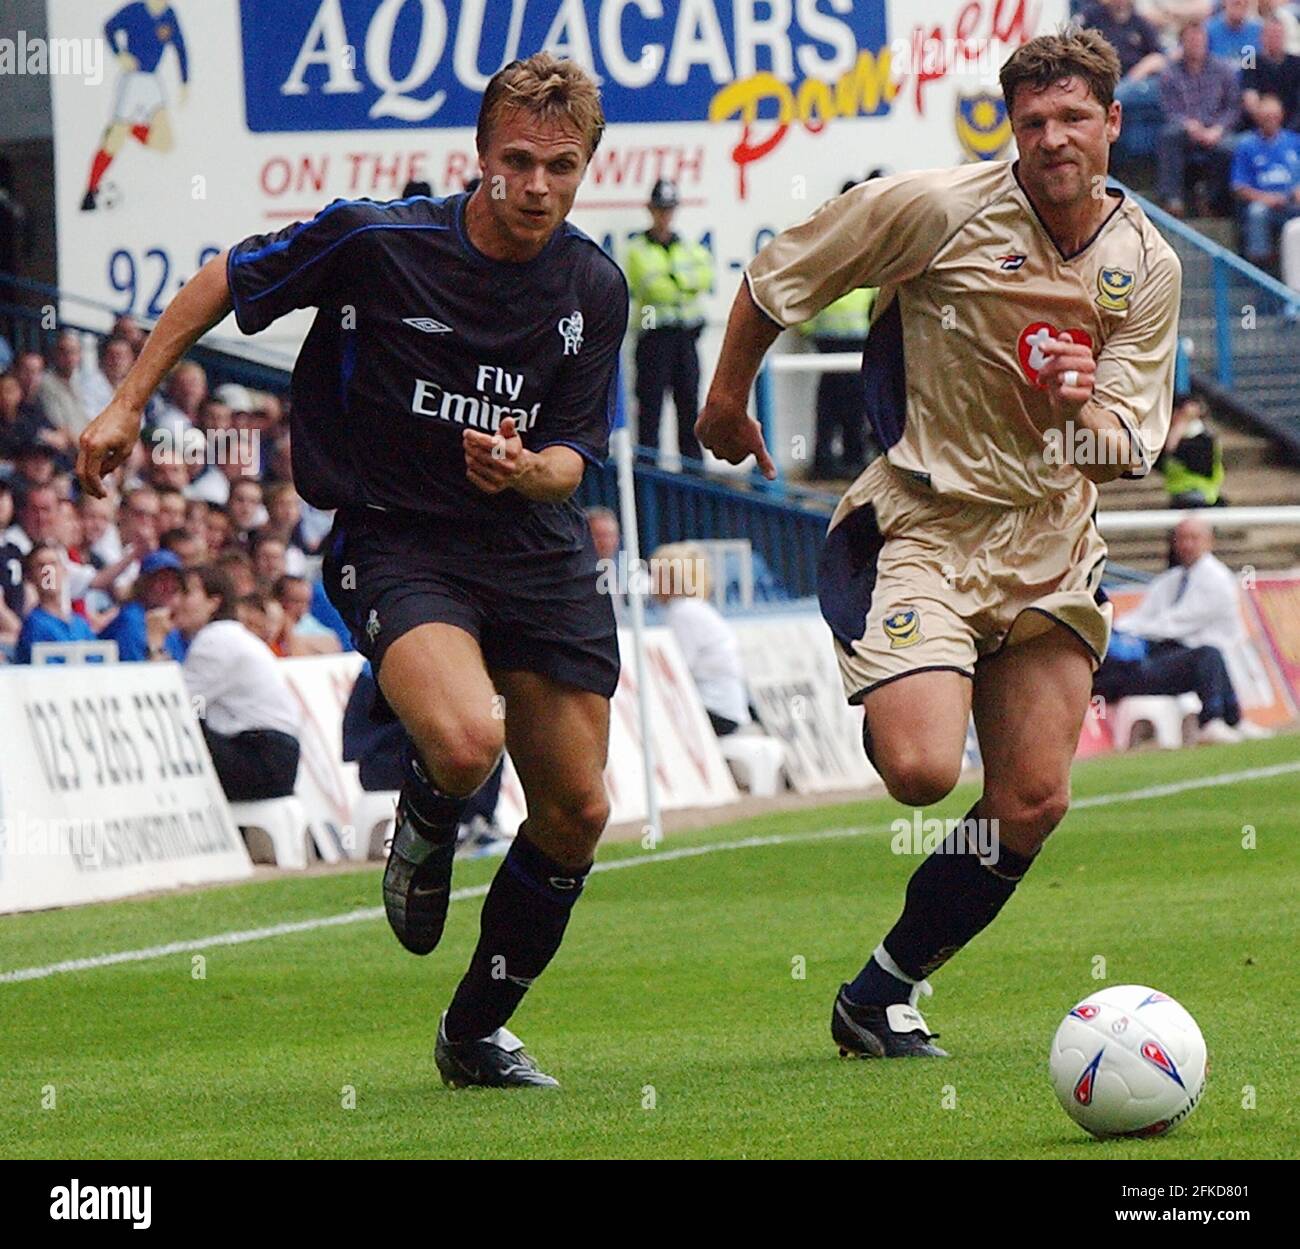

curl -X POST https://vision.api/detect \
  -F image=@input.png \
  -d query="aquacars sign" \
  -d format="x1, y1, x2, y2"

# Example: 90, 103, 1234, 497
241, 0, 886, 130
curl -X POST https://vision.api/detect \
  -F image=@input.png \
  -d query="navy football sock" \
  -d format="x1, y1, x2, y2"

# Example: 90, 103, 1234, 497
398, 741, 475, 844
847, 803, 1037, 1003
443, 826, 590, 1043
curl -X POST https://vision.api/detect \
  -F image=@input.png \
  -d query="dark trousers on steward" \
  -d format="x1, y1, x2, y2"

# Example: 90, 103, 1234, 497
812, 335, 869, 476
636, 326, 702, 460
202, 725, 301, 802
1093, 641, 1241, 727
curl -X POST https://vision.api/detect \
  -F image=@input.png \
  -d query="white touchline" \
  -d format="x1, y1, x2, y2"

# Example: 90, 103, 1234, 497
2, 760, 1296, 985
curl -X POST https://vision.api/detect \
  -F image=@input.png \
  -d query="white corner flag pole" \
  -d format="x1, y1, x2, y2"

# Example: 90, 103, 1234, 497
611, 423, 661, 847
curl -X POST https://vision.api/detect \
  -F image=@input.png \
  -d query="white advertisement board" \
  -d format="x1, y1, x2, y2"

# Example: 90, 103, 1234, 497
48, 0, 1066, 371
0, 663, 251, 914
732, 611, 879, 794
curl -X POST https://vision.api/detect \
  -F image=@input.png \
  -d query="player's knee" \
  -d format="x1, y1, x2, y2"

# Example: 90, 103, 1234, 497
536, 788, 609, 855
989, 779, 1070, 836
410, 717, 503, 795
877, 749, 961, 808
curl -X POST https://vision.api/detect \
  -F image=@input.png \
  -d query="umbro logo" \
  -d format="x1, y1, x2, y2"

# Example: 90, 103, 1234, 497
996, 253, 1027, 271
403, 317, 453, 334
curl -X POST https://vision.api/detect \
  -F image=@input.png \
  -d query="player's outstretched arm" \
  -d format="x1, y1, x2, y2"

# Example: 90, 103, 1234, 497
78, 249, 234, 497
695, 280, 779, 480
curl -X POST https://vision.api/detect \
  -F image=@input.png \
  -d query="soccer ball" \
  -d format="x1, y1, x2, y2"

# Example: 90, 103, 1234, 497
1049, 985, 1207, 1139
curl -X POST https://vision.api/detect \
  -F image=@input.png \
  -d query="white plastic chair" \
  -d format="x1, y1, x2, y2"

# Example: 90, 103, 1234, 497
718, 733, 787, 797
230, 797, 311, 870
1110, 695, 1199, 751
349, 789, 399, 861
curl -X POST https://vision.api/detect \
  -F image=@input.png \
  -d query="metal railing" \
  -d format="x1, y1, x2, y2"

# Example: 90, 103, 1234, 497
577, 449, 834, 601
1129, 189, 1300, 459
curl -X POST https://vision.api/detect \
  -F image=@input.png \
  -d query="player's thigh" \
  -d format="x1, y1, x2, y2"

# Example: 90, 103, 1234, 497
493, 667, 610, 864
973, 622, 1094, 836
863, 668, 971, 807
378, 622, 504, 787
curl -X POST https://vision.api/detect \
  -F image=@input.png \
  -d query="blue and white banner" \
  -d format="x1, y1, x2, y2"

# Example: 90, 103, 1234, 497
49, 0, 1065, 358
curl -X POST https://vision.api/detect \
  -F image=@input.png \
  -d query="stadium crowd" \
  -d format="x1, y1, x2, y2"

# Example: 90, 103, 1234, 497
0, 319, 349, 669
1076, 1, 1300, 272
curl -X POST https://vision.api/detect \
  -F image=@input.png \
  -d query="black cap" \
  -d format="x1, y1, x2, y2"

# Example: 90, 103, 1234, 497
649, 179, 680, 209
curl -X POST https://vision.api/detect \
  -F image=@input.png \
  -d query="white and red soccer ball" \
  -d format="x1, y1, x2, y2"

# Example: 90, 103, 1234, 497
1050, 985, 1207, 1139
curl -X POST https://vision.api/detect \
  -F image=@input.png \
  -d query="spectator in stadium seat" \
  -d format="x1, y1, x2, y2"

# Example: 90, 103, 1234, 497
0, 481, 26, 652
159, 524, 207, 567
1095, 516, 1269, 742
261, 482, 310, 566
235, 591, 285, 652
185, 399, 234, 503
1137, 1, 1212, 39
1242, 16, 1300, 128
309, 578, 353, 652
0, 366, 56, 463
110, 314, 146, 356
98, 548, 186, 661
205, 505, 234, 554
7, 442, 62, 513
81, 335, 137, 422
273, 573, 342, 655
79, 492, 122, 565
111, 485, 161, 600
1231, 93, 1300, 263
1206, 0, 1264, 60
1158, 21, 1243, 215
651, 542, 753, 737
10, 481, 61, 554
214, 547, 255, 597
1080, 1, 1168, 158
13, 542, 95, 664
11, 351, 45, 410
1258, 0, 1300, 55
150, 359, 207, 435
152, 563, 301, 802
32, 330, 91, 445
586, 505, 626, 622
144, 447, 191, 495
251, 532, 287, 589
156, 486, 187, 534
228, 478, 266, 544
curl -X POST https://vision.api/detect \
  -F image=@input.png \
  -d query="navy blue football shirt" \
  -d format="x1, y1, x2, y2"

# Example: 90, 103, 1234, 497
226, 192, 628, 526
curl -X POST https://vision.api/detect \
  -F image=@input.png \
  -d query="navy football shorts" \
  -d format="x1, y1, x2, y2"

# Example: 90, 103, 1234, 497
323, 505, 620, 702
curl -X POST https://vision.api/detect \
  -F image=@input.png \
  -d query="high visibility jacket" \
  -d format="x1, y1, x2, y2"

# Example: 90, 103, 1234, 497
626, 231, 714, 330
799, 287, 877, 340
1158, 423, 1225, 504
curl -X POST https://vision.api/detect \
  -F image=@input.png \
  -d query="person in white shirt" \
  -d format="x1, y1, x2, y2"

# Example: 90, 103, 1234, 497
651, 542, 752, 736
149, 562, 301, 799
1100, 517, 1270, 742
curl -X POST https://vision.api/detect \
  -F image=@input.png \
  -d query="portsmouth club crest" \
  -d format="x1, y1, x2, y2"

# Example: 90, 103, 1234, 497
1096, 267, 1136, 312
955, 91, 1011, 162
883, 606, 924, 650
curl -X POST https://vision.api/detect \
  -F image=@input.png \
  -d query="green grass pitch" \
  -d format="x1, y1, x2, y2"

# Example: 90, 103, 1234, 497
1, 737, 1296, 1160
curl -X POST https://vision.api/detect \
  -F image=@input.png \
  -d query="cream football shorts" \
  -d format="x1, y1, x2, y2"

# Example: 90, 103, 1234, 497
817, 457, 1112, 703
